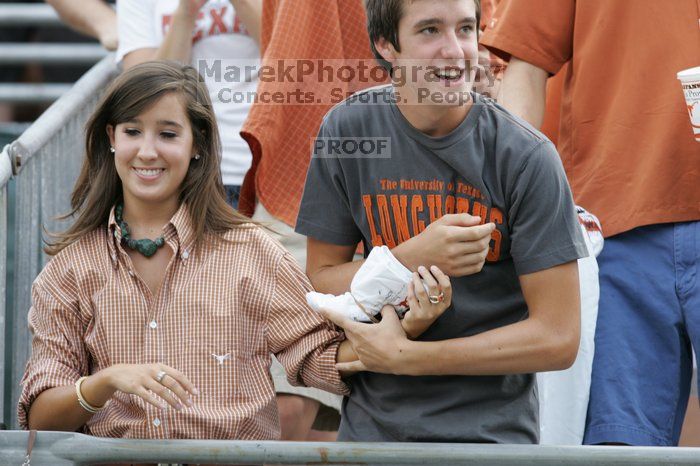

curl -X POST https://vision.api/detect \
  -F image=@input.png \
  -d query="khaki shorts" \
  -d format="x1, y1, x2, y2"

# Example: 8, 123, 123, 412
253, 202, 343, 419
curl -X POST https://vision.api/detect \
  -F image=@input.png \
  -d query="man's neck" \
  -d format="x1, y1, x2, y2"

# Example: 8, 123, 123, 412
396, 96, 473, 137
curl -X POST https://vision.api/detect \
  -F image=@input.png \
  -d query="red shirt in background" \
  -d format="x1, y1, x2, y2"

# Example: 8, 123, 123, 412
240, 0, 387, 225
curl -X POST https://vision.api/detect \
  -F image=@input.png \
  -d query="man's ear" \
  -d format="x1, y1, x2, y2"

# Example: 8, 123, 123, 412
375, 37, 398, 64
106, 125, 116, 148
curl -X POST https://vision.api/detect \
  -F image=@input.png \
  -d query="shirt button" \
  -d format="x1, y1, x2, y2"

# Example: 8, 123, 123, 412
153, 418, 161, 427
128, 270, 135, 277
113, 230, 118, 238
149, 320, 157, 329
182, 250, 190, 260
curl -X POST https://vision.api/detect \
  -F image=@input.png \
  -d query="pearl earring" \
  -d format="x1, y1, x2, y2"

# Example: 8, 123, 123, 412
194, 154, 201, 160
109, 147, 115, 153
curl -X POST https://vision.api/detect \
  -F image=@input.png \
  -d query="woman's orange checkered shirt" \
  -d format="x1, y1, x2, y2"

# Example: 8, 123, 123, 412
18, 204, 348, 439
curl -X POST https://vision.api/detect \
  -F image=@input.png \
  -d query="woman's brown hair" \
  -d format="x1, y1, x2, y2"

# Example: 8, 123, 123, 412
46, 61, 251, 255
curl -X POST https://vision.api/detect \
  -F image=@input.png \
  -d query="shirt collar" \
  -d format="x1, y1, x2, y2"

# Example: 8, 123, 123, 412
169, 202, 196, 258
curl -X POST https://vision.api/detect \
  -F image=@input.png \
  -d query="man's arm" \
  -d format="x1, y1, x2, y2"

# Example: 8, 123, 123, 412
307, 214, 496, 295
330, 261, 581, 375
46, 0, 117, 50
498, 57, 549, 128
306, 238, 363, 295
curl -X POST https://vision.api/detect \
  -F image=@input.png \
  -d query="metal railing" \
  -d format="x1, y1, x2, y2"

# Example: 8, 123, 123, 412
0, 3, 109, 104
0, 55, 119, 430
0, 3, 61, 26
0, 44, 108, 65
2, 431, 700, 465
0, 84, 73, 104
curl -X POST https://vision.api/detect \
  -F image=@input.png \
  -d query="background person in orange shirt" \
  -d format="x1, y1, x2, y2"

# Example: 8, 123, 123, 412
478, 1, 599, 447
482, 0, 700, 446
239, 0, 388, 440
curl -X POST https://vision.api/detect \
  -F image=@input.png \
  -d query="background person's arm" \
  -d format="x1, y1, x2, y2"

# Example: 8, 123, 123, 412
121, 0, 262, 70
154, 0, 206, 64
331, 261, 581, 375
120, 0, 204, 69
230, 0, 262, 44
498, 57, 549, 128
46, 0, 118, 50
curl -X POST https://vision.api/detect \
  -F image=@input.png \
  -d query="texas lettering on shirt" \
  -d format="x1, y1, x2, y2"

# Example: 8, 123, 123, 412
362, 178, 505, 262
161, 1, 249, 42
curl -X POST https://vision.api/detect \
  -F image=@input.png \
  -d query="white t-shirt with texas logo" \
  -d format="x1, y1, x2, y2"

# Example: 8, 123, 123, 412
117, 0, 260, 186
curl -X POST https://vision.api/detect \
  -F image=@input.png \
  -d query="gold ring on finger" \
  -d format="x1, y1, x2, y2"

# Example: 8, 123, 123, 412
428, 291, 445, 304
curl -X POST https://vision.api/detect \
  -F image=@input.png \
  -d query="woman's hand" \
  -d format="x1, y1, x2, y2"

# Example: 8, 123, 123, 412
100, 363, 198, 410
401, 265, 453, 339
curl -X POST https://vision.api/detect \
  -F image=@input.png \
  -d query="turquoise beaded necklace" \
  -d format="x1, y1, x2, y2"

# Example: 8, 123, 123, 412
115, 203, 166, 258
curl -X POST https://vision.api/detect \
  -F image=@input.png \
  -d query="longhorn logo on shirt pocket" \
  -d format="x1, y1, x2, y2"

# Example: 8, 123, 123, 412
181, 341, 238, 400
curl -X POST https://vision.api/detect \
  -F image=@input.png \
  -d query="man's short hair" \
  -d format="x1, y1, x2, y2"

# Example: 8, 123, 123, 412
365, 0, 482, 71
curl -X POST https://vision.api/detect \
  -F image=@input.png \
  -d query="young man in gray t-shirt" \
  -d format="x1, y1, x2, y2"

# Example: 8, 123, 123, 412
295, 0, 586, 443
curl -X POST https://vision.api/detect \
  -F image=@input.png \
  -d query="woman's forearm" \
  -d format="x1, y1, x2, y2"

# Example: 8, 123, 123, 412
28, 370, 116, 431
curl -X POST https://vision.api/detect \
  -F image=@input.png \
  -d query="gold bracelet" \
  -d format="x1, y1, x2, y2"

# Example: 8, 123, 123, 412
75, 376, 106, 414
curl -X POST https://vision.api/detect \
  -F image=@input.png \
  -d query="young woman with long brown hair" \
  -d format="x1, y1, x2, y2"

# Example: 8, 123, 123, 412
17, 61, 352, 439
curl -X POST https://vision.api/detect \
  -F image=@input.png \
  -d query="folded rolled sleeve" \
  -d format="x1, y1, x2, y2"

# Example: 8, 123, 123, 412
18, 266, 88, 429
266, 252, 349, 396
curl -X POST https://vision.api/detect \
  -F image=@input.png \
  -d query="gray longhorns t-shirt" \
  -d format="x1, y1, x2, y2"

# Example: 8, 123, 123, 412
296, 86, 587, 443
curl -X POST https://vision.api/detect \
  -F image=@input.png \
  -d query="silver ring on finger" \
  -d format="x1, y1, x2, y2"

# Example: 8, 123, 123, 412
428, 291, 445, 304
155, 370, 167, 384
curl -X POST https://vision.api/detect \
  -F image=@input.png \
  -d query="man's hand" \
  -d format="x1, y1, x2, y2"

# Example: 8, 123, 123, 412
321, 305, 412, 375
393, 214, 496, 277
